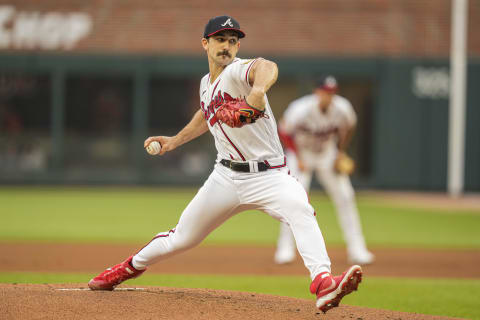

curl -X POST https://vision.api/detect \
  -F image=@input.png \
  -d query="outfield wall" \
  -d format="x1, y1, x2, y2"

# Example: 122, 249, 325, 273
0, 54, 479, 191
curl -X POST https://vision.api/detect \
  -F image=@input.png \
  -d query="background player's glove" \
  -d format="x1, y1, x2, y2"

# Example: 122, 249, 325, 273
216, 98, 267, 128
334, 152, 355, 175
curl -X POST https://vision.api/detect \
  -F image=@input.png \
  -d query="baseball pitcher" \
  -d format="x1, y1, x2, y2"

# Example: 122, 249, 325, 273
88, 16, 362, 313
274, 75, 374, 266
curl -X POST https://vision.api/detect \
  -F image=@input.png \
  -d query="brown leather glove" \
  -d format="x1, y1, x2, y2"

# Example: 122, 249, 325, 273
334, 152, 355, 175
216, 98, 267, 128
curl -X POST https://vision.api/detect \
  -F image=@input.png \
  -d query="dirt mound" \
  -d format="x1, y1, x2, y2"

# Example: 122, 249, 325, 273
0, 284, 460, 320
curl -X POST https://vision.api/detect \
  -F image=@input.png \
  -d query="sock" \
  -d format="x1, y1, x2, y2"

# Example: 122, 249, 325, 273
130, 256, 147, 271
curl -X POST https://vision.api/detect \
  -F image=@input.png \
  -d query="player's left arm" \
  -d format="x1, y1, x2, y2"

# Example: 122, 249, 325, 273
337, 123, 356, 154
144, 109, 208, 155
337, 98, 357, 154
335, 123, 356, 174
246, 58, 278, 110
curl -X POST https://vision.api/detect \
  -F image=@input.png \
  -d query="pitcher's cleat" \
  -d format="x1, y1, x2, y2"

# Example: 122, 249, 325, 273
310, 265, 362, 313
88, 256, 146, 291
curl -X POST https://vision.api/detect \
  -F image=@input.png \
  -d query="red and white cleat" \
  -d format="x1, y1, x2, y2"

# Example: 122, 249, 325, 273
310, 265, 362, 313
88, 256, 146, 291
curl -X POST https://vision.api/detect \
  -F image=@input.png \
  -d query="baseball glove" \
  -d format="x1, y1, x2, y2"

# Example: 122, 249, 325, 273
216, 98, 267, 128
334, 152, 355, 175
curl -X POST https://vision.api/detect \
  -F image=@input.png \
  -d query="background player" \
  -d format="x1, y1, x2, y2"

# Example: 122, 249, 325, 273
274, 75, 374, 266
88, 16, 362, 313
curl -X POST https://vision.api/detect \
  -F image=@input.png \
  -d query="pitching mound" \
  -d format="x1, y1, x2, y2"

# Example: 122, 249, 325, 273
0, 284, 458, 320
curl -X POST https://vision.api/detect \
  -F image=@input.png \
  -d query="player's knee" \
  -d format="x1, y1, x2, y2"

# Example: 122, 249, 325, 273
169, 233, 199, 252
283, 195, 314, 219
335, 189, 355, 205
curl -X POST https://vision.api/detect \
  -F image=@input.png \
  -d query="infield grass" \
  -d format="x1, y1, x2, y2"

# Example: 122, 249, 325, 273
1, 272, 479, 319
1, 187, 480, 248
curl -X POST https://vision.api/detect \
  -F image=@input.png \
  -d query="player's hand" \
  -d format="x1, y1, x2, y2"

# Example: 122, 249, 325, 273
144, 136, 177, 156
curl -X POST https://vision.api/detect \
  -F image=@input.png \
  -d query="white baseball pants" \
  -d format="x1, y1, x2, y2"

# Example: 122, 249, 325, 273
132, 163, 331, 280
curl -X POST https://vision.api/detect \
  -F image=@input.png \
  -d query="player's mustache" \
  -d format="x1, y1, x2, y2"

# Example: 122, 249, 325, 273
217, 50, 231, 57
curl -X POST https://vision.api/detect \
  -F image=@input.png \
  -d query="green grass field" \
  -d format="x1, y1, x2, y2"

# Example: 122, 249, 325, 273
1, 187, 480, 319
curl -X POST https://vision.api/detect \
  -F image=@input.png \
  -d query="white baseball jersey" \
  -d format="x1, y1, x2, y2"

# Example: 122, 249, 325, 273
199, 58, 284, 164
283, 94, 356, 154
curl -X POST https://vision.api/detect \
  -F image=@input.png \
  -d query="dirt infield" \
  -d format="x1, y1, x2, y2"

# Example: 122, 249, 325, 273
1, 242, 478, 319
0, 284, 462, 320
2, 243, 479, 278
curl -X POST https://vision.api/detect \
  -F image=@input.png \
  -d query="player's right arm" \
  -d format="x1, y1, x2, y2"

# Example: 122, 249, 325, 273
144, 109, 209, 156
246, 58, 278, 110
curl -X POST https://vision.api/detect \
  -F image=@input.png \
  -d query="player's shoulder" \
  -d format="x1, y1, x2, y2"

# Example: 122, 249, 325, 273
199, 74, 210, 97
236, 57, 258, 65
333, 95, 353, 110
200, 74, 210, 84
223, 57, 258, 86
200, 74, 210, 87
333, 95, 350, 104
290, 94, 317, 109
285, 94, 315, 116
225, 57, 254, 70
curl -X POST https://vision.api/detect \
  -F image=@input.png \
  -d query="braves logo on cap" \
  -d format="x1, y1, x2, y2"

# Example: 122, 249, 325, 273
221, 18, 234, 27
316, 75, 338, 92
325, 76, 337, 88
203, 15, 245, 38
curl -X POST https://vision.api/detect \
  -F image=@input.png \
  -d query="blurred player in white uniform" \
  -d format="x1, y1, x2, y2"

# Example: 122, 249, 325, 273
274, 76, 374, 266
88, 17, 362, 312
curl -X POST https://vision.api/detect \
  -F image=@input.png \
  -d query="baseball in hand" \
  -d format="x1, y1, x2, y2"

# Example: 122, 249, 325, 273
146, 141, 161, 155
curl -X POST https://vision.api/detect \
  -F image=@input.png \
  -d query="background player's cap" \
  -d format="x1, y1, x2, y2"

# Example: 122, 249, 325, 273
203, 15, 245, 39
315, 75, 338, 92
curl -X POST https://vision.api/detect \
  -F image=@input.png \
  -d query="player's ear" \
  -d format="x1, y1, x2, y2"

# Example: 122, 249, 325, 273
201, 38, 208, 50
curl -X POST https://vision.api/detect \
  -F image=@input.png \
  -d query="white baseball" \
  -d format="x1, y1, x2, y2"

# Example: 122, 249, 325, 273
146, 141, 161, 155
